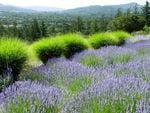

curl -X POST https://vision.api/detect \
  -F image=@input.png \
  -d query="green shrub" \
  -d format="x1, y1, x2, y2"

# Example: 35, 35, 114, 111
62, 34, 90, 58
88, 32, 118, 49
0, 38, 28, 82
112, 31, 131, 45
143, 26, 150, 34
108, 14, 146, 33
32, 37, 65, 64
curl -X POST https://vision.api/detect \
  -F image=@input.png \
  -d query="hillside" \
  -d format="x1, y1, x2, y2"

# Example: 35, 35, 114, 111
26, 6, 64, 12
0, 4, 34, 12
0, 2, 142, 15
64, 3, 142, 16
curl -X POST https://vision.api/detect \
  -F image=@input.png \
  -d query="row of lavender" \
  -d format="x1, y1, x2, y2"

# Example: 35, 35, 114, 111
0, 38, 150, 112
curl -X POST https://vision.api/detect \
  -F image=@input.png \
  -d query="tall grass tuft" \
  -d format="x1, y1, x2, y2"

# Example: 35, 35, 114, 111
32, 37, 65, 64
88, 32, 118, 49
62, 34, 90, 58
111, 31, 131, 45
0, 38, 28, 83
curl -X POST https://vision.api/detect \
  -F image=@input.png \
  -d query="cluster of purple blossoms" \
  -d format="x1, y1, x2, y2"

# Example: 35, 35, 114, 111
73, 46, 137, 68
62, 76, 150, 113
0, 80, 62, 112
31, 58, 95, 82
108, 59, 150, 81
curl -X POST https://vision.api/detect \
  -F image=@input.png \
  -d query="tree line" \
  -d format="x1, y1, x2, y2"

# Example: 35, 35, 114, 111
108, 1, 150, 32
0, 15, 111, 41
0, 1, 150, 41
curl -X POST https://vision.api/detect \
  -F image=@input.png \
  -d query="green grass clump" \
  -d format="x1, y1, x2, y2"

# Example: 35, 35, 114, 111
137, 48, 150, 56
88, 32, 118, 49
79, 54, 104, 67
67, 77, 91, 94
4, 95, 59, 113
62, 34, 90, 58
32, 37, 65, 64
0, 38, 28, 82
78, 93, 142, 113
111, 31, 131, 45
112, 54, 133, 64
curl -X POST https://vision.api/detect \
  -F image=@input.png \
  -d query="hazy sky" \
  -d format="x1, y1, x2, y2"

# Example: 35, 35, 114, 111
0, 0, 147, 9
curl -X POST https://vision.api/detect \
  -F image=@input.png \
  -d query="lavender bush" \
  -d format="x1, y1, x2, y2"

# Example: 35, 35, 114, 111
0, 81, 62, 113
30, 59, 95, 94
111, 59, 150, 82
73, 46, 137, 68
62, 76, 150, 113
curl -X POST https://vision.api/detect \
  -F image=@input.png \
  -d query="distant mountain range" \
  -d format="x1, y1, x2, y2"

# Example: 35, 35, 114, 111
0, 4, 64, 12
0, 4, 34, 12
26, 6, 64, 12
0, 2, 142, 15
64, 3, 142, 16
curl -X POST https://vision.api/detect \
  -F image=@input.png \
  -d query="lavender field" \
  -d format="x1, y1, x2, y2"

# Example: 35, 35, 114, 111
0, 35, 150, 113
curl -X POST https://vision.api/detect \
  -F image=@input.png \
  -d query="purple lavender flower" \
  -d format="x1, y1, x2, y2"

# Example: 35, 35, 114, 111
105, 59, 150, 81
62, 76, 150, 113
73, 46, 137, 68
0, 81, 62, 112
31, 59, 95, 84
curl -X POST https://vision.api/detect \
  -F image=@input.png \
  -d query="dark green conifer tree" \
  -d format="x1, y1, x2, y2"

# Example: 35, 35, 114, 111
143, 1, 150, 26
31, 19, 42, 41
41, 21, 48, 37
76, 16, 84, 32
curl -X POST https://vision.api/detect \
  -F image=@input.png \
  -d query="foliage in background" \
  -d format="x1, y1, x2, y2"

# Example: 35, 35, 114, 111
108, 14, 146, 33
142, 1, 150, 26
0, 2, 149, 41
143, 26, 150, 33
